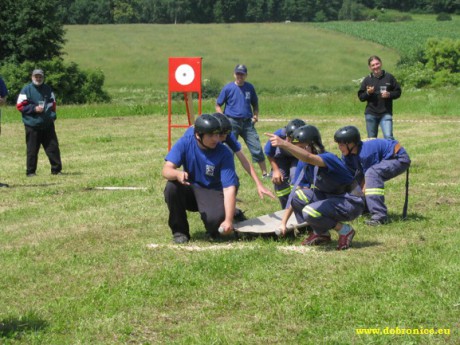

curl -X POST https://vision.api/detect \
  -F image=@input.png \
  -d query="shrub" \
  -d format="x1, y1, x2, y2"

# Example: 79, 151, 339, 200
202, 78, 223, 99
425, 38, 460, 73
0, 58, 110, 105
436, 13, 452, 21
396, 62, 434, 89
397, 38, 460, 88
431, 69, 460, 87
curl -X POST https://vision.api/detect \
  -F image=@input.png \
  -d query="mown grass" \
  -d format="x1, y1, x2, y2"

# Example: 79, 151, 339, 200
1, 16, 459, 345
0, 111, 459, 344
62, 22, 400, 100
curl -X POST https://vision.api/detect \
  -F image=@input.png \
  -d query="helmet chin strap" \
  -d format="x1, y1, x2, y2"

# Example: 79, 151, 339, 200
346, 143, 356, 155
196, 134, 213, 150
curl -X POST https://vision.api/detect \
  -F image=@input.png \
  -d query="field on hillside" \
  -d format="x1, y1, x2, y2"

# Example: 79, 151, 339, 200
315, 15, 460, 60
62, 15, 460, 104
1, 113, 459, 344
63, 22, 400, 99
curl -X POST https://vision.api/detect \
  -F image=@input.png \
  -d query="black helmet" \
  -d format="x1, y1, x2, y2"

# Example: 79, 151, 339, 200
285, 119, 306, 139
334, 126, 361, 144
292, 125, 324, 153
194, 114, 221, 135
212, 113, 232, 134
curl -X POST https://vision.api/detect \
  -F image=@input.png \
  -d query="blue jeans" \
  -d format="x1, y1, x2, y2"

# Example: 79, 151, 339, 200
228, 117, 265, 163
365, 113, 394, 140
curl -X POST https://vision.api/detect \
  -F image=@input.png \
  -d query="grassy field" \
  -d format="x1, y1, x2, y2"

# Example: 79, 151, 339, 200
1, 17, 460, 344
315, 14, 460, 60
1, 112, 459, 344
62, 22, 400, 100
61, 15, 460, 104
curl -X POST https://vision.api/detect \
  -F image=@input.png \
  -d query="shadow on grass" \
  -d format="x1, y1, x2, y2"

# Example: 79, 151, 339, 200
391, 212, 427, 223
0, 312, 48, 340
12, 183, 58, 188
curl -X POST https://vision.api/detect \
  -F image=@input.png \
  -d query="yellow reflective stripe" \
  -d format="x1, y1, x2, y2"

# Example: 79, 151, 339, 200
365, 188, 385, 196
296, 189, 309, 203
276, 186, 292, 197
303, 205, 322, 218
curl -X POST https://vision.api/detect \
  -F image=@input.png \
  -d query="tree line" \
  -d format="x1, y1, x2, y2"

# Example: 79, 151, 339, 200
57, 0, 459, 25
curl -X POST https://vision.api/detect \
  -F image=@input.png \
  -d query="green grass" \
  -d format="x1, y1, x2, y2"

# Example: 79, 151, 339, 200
314, 15, 460, 59
0, 112, 459, 344
63, 23, 400, 99
1, 16, 459, 344
60, 16, 460, 108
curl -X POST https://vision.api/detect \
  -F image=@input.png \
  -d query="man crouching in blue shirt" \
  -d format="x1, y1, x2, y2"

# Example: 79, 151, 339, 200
163, 114, 239, 244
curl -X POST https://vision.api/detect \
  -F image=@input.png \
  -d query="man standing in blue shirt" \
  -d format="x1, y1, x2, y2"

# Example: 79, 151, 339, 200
0, 76, 9, 187
163, 114, 239, 244
216, 64, 268, 177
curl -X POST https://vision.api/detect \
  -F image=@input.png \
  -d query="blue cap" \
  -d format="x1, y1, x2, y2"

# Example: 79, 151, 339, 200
234, 64, 247, 74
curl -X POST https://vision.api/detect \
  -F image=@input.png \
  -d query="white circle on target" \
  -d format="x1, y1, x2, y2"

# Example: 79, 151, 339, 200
175, 64, 195, 85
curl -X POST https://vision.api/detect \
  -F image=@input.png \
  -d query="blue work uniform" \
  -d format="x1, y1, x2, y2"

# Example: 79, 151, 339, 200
290, 152, 364, 235
264, 127, 298, 208
164, 134, 239, 239
216, 82, 265, 163
342, 139, 410, 223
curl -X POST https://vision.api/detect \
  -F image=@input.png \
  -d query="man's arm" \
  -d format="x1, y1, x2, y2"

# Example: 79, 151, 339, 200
235, 150, 275, 199
265, 133, 326, 167
215, 104, 224, 113
162, 161, 189, 185
221, 185, 237, 233
278, 205, 294, 236
267, 156, 283, 185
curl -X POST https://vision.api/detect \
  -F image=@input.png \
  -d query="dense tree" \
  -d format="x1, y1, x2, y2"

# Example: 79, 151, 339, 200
0, 0, 66, 64
52, 0, 459, 24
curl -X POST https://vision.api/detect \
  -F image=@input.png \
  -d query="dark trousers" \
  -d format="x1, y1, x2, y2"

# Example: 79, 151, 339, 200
164, 181, 225, 239
25, 124, 62, 175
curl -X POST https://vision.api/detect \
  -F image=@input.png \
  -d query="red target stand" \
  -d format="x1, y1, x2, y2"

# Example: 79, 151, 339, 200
168, 57, 202, 150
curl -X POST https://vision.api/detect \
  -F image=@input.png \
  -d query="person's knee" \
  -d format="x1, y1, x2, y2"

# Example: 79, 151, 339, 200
164, 181, 180, 202
201, 210, 225, 230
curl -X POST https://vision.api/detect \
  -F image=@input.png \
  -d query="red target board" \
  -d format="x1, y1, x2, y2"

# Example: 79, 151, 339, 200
169, 57, 202, 92
167, 57, 203, 150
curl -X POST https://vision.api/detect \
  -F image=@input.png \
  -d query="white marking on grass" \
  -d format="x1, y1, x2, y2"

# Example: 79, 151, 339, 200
147, 243, 313, 253
261, 118, 460, 123
419, 182, 459, 186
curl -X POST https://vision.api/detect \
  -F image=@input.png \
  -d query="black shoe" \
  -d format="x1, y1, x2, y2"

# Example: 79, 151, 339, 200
52, 171, 62, 175
233, 209, 247, 223
27, 173, 36, 177
0, 182, 9, 188
173, 233, 189, 244
205, 232, 220, 242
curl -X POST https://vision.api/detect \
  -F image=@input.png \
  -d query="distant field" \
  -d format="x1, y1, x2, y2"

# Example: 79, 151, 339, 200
315, 15, 460, 60
63, 23, 399, 97
63, 16, 459, 104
